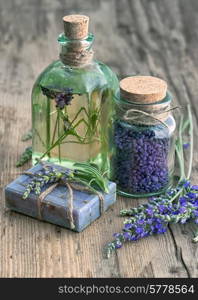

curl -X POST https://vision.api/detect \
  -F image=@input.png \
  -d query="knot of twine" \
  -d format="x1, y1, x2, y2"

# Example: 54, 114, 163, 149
122, 108, 171, 127
114, 92, 179, 126
116, 100, 179, 126
23, 171, 104, 230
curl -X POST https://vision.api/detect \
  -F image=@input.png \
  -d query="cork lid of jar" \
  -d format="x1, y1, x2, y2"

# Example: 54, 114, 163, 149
120, 76, 167, 103
63, 14, 89, 40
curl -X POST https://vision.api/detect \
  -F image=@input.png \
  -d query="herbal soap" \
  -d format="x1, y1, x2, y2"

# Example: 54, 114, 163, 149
5, 164, 116, 232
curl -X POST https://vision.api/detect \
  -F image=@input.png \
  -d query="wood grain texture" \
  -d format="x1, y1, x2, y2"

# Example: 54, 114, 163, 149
0, 0, 198, 278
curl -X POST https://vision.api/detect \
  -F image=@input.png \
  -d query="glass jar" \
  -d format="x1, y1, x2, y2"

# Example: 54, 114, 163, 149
31, 15, 119, 173
109, 76, 176, 197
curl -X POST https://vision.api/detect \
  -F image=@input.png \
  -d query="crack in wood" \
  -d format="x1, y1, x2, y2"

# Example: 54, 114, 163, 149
168, 225, 191, 277
179, 247, 191, 278
168, 224, 180, 260
139, 261, 155, 278
114, 250, 122, 278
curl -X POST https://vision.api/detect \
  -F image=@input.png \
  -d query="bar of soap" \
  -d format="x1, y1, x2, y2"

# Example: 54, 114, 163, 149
5, 164, 116, 232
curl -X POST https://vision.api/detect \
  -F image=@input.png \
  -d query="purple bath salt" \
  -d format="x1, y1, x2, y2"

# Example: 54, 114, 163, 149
110, 120, 173, 197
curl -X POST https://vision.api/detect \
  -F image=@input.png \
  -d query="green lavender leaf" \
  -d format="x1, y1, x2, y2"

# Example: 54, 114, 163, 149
21, 129, 32, 141
16, 146, 32, 167
73, 162, 109, 193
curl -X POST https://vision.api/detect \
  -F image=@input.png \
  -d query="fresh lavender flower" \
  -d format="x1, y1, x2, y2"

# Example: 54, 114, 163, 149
23, 162, 109, 200
16, 146, 32, 167
55, 88, 74, 109
41, 85, 74, 109
192, 185, 198, 191
23, 165, 73, 199
105, 181, 198, 258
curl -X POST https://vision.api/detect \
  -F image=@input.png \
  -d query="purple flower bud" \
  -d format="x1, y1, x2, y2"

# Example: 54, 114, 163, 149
157, 227, 167, 234
115, 241, 122, 249
136, 227, 144, 234
146, 207, 153, 216
183, 143, 190, 149
123, 232, 132, 240
124, 223, 133, 230
137, 218, 145, 225
158, 205, 167, 213
179, 197, 187, 206
167, 190, 175, 196
55, 88, 74, 109
113, 233, 122, 238
179, 206, 186, 214
187, 192, 197, 199
193, 210, 198, 217
191, 185, 198, 191
183, 181, 191, 188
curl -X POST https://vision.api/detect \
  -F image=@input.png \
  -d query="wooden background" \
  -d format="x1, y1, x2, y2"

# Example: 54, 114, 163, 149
0, 0, 198, 278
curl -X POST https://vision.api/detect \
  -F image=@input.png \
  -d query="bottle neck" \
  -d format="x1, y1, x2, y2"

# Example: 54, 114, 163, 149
58, 33, 94, 67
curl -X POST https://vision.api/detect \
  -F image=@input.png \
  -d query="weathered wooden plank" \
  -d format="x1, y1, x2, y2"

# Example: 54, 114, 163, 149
0, 0, 198, 278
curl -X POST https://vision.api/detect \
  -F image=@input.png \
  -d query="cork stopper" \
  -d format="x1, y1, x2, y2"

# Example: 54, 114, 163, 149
120, 76, 167, 104
63, 15, 89, 40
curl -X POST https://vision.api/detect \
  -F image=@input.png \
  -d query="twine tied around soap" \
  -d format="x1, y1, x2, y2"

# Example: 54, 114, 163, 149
23, 169, 104, 230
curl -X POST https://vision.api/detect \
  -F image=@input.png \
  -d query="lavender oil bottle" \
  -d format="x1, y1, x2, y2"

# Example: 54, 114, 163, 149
31, 15, 119, 172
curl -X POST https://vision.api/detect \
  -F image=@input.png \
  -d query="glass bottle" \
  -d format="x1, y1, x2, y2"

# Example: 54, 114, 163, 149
32, 15, 119, 172
109, 76, 176, 197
